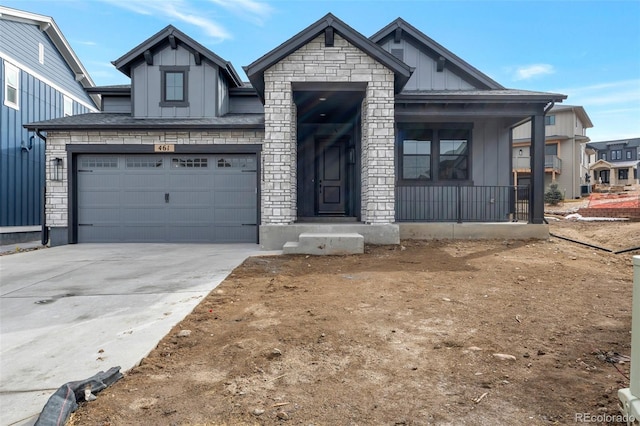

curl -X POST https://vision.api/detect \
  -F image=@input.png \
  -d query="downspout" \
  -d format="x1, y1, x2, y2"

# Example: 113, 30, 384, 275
34, 129, 48, 246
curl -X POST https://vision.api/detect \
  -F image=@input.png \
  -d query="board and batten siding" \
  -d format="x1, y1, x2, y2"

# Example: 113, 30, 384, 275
1, 59, 93, 226
132, 44, 219, 118
0, 19, 94, 105
378, 38, 477, 91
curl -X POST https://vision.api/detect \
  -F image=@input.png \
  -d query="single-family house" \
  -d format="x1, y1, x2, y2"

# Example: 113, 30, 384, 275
512, 105, 593, 199
586, 138, 640, 186
0, 6, 99, 233
25, 14, 566, 248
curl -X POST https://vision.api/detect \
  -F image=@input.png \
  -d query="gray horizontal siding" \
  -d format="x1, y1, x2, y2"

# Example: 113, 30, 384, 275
229, 96, 264, 114
0, 19, 94, 105
1, 61, 92, 226
103, 96, 132, 113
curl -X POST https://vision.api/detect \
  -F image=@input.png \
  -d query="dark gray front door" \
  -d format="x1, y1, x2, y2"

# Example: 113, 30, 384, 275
316, 137, 347, 215
76, 154, 257, 243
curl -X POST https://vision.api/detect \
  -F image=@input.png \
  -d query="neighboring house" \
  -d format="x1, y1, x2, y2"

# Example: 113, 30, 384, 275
512, 105, 593, 199
0, 6, 99, 228
25, 14, 565, 248
585, 138, 640, 186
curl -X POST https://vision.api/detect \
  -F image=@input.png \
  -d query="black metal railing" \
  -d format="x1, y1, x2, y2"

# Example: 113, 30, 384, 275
396, 184, 530, 223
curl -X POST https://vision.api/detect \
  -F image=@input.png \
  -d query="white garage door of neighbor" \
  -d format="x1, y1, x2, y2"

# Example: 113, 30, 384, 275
76, 154, 257, 243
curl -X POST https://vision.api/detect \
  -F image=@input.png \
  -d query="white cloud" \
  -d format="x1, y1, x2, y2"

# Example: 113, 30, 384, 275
555, 79, 640, 107
98, 0, 232, 40
513, 64, 555, 81
77, 40, 98, 46
207, 0, 273, 25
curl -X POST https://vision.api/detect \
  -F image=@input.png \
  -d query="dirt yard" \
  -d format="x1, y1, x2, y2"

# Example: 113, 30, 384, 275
69, 220, 639, 426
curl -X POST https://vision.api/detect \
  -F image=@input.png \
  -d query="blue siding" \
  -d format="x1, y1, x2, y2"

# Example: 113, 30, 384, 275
0, 19, 94, 106
1, 60, 91, 226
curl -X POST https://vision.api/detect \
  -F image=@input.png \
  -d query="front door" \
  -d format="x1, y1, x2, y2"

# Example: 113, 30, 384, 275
316, 137, 348, 215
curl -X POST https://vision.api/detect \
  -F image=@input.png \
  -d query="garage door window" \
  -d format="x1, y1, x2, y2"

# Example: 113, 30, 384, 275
127, 157, 163, 168
217, 156, 255, 169
172, 157, 208, 168
80, 157, 118, 168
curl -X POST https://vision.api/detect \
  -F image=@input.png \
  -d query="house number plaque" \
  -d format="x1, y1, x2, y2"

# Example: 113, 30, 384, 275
154, 144, 175, 152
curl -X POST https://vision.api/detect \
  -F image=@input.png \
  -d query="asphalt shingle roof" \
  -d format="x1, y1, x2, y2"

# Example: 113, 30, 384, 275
24, 113, 265, 131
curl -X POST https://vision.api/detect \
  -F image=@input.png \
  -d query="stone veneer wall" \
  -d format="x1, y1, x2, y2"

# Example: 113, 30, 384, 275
45, 130, 264, 228
262, 33, 396, 225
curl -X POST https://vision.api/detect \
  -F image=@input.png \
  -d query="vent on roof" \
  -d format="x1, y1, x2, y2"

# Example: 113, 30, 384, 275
391, 48, 404, 62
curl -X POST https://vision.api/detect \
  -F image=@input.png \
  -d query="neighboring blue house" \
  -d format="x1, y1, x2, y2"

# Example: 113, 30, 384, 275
0, 6, 98, 230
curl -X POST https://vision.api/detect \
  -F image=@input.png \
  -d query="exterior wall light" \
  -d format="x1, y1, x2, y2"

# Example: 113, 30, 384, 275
52, 157, 63, 181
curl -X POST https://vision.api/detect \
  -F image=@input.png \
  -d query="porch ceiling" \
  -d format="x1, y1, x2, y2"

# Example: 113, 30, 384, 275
294, 90, 364, 124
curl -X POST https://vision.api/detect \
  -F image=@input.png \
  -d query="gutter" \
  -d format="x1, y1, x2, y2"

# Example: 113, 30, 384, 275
34, 129, 48, 246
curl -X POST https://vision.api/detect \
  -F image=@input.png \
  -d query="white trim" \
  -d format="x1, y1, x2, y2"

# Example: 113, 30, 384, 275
0, 53, 97, 111
3, 61, 19, 110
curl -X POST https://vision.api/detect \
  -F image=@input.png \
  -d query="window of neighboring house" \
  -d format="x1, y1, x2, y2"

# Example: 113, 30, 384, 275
601, 153, 607, 161
545, 144, 558, 156
612, 150, 622, 160
4, 62, 19, 110
63, 95, 73, 117
545, 115, 555, 125
626, 150, 633, 160
618, 169, 628, 180
160, 66, 189, 107
38, 43, 44, 64
399, 127, 470, 183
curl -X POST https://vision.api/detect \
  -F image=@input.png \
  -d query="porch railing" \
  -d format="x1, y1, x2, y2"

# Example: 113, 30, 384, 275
396, 185, 530, 223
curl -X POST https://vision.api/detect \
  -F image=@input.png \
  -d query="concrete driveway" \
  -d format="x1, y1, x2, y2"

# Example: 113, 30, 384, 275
0, 243, 274, 426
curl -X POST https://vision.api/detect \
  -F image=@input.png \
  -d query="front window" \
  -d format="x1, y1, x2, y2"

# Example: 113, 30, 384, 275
601, 153, 607, 161
402, 139, 431, 179
439, 138, 468, 180
399, 126, 471, 183
4, 62, 19, 110
160, 66, 189, 106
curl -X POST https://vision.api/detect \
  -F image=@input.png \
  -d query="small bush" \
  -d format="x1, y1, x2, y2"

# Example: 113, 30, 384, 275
544, 183, 564, 205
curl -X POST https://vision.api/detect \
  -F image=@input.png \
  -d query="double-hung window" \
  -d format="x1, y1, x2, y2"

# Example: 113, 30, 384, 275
4, 62, 19, 110
399, 126, 471, 183
160, 66, 189, 107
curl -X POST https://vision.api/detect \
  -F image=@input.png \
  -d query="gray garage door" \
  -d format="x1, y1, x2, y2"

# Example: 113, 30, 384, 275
77, 154, 257, 243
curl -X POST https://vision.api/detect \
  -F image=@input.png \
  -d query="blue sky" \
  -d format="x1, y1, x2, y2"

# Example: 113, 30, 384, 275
5, 0, 640, 142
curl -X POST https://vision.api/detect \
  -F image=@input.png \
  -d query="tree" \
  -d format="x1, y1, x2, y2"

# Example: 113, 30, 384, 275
544, 183, 564, 205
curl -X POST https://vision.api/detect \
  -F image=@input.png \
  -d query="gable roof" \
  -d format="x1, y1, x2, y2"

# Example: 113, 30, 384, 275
111, 25, 243, 88
587, 137, 640, 151
370, 18, 504, 90
0, 5, 99, 108
244, 13, 413, 102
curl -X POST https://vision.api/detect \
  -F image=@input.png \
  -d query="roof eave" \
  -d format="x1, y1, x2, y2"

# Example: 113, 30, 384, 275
24, 122, 265, 131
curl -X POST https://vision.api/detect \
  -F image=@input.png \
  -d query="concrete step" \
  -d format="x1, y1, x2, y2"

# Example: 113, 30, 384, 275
283, 232, 364, 255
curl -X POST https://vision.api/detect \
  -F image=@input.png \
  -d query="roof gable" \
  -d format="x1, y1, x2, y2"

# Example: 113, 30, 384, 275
244, 13, 413, 102
0, 5, 98, 108
370, 18, 503, 90
111, 25, 243, 87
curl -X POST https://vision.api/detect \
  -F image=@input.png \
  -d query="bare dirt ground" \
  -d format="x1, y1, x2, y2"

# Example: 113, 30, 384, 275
69, 220, 639, 426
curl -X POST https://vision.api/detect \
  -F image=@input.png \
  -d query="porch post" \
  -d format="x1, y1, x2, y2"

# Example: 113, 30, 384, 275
530, 113, 545, 224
